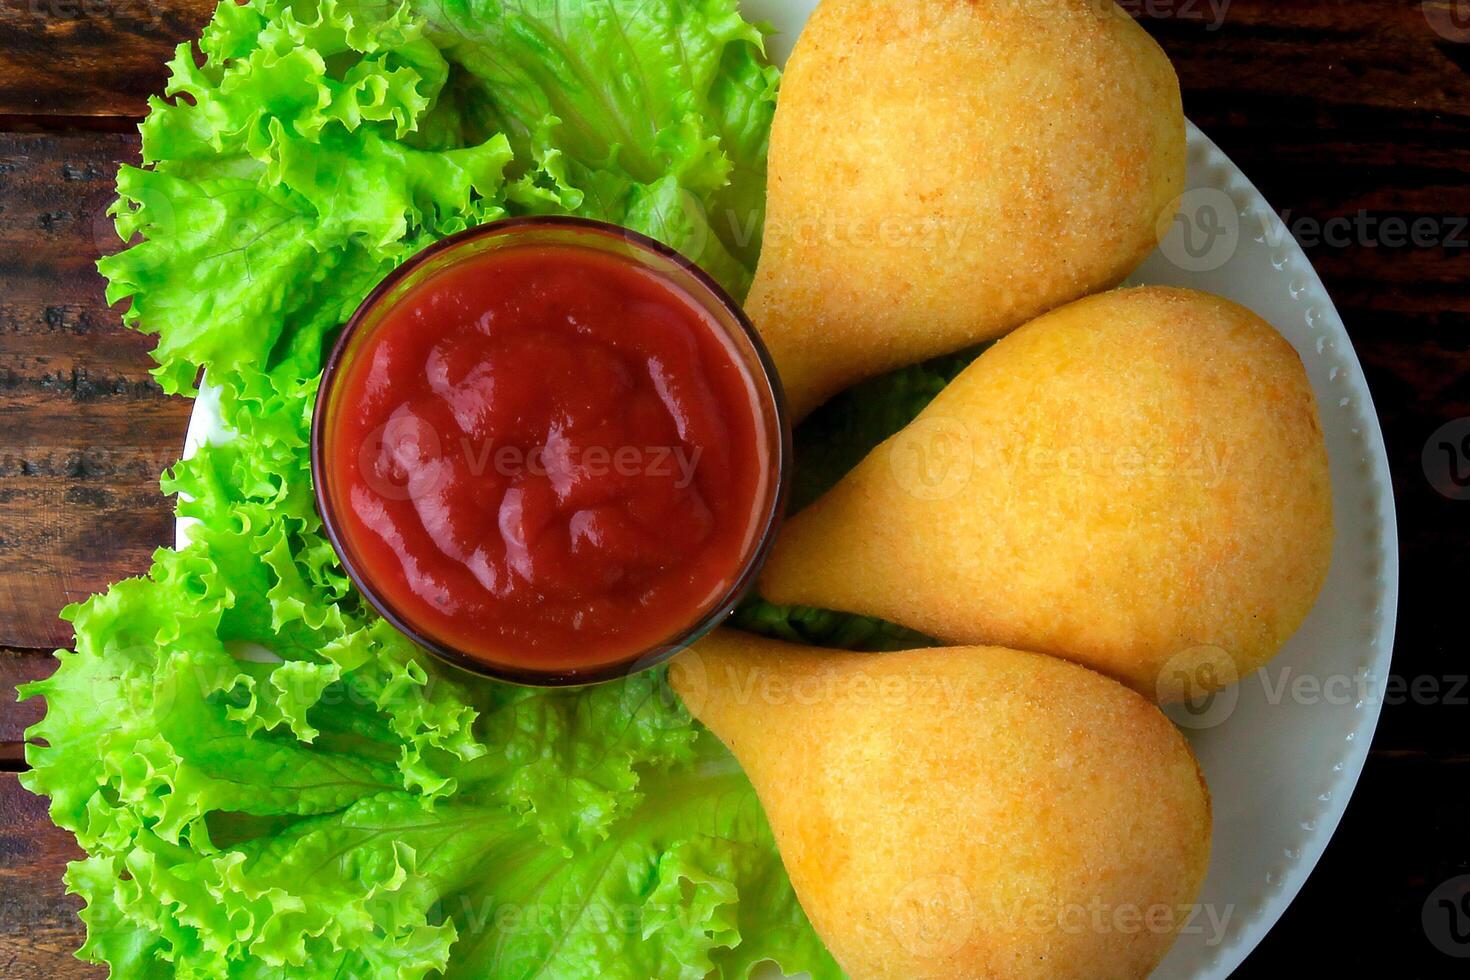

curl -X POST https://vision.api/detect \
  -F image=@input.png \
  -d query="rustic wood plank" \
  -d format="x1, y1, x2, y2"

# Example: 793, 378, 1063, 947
1, 649, 57, 767
1142, 0, 1470, 117
0, 0, 213, 118
0, 773, 97, 978
0, 0, 1455, 120
0, 132, 190, 650
1242, 748, 1470, 977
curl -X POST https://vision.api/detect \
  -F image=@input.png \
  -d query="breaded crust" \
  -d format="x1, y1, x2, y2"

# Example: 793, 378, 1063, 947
760, 286, 1334, 700
750, 0, 1185, 416
675, 631, 1213, 979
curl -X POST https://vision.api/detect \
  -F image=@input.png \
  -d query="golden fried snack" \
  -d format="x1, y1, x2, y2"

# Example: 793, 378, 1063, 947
749, 0, 1185, 416
760, 287, 1333, 700
672, 632, 1212, 980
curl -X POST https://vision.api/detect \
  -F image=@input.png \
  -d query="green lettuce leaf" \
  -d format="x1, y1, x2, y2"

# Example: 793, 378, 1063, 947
439, 735, 836, 979
425, 0, 778, 295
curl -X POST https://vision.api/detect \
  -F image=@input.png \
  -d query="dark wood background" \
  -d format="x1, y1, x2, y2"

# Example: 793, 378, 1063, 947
0, 0, 1466, 976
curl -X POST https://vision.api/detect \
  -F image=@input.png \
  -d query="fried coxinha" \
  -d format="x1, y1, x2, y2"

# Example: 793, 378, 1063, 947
673, 633, 1212, 980
761, 286, 1334, 700
748, 0, 1185, 417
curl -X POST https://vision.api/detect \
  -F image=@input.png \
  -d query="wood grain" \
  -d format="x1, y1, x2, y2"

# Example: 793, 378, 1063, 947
0, 649, 56, 768
0, 773, 96, 978
0, 0, 213, 119
0, 131, 190, 650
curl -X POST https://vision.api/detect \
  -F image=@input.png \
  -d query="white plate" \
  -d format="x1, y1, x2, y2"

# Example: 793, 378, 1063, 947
180, 3, 1398, 977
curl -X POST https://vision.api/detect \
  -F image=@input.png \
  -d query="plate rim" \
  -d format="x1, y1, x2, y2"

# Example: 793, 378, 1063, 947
1159, 123, 1400, 979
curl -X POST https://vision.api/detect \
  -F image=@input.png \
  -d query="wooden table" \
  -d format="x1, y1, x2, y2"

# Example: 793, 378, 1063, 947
0, 1, 1465, 976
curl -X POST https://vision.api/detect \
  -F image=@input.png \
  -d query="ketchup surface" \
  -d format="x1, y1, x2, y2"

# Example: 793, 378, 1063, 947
324, 243, 770, 674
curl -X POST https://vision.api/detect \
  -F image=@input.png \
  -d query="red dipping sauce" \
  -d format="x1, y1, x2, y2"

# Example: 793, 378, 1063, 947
314, 219, 786, 683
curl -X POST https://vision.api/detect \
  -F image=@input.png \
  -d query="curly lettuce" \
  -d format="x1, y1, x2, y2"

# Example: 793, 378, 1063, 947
22, 1, 836, 977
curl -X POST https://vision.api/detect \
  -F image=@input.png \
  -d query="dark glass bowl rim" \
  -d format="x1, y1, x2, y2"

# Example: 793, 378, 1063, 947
310, 215, 792, 688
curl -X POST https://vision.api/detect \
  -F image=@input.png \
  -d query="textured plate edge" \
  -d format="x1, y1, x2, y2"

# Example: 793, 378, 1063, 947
1175, 122, 1401, 979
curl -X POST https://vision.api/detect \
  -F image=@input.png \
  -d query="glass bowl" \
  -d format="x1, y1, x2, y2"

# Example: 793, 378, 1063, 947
311, 217, 790, 686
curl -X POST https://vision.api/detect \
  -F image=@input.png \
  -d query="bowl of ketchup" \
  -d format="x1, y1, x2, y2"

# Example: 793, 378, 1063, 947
313, 217, 789, 686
